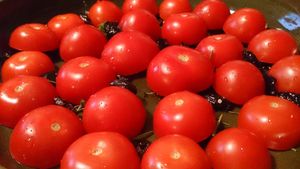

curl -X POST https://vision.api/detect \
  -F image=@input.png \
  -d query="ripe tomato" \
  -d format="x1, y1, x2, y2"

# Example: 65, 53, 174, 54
59, 24, 106, 61
206, 128, 272, 169
223, 8, 266, 43
213, 60, 265, 105
238, 95, 300, 150
122, 0, 158, 15
248, 29, 298, 64
48, 13, 84, 41
0, 76, 56, 128
162, 12, 207, 45
1, 51, 54, 81
193, 0, 230, 30
56, 56, 115, 104
9, 105, 84, 169
153, 91, 216, 142
61, 132, 140, 169
147, 46, 214, 96
141, 134, 211, 169
159, 0, 192, 20
88, 1, 122, 27
9, 23, 59, 51
101, 31, 159, 75
119, 9, 161, 40
83, 86, 146, 138
195, 34, 243, 67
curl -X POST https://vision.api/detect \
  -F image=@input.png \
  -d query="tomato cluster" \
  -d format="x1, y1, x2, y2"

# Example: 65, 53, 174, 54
0, 0, 300, 169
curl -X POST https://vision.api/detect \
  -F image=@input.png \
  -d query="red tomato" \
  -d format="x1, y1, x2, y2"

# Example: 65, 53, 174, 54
223, 8, 266, 43
213, 60, 265, 105
159, 0, 192, 20
101, 31, 159, 75
206, 128, 272, 169
193, 0, 230, 30
248, 29, 298, 64
48, 13, 84, 41
141, 134, 211, 169
9, 105, 84, 169
1, 51, 54, 81
238, 95, 300, 150
83, 86, 146, 138
61, 132, 140, 169
56, 56, 115, 104
147, 46, 214, 96
59, 24, 106, 61
0, 76, 56, 128
196, 34, 243, 67
269, 55, 300, 93
119, 9, 161, 40
153, 91, 216, 142
162, 12, 207, 45
88, 1, 122, 27
9, 23, 59, 51
122, 0, 158, 15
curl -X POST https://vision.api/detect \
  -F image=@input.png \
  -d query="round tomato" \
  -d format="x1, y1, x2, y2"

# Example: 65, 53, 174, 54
1, 51, 54, 81
9, 105, 84, 169
142, 134, 211, 169
60, 132, 140, 169
159, 0, 192, 20
206, 128, 272, 169
122, 0, 158, 15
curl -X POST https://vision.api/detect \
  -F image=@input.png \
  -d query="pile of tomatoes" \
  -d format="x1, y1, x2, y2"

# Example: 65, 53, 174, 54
0, 0, 300, 169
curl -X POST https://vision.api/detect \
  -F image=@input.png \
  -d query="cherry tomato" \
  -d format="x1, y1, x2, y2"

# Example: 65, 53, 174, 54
9, 105, 84, 169
206, 128, 272, 169
248, 29, 298, 64
223, 8, 266, 43
213, 60, 265, 105
61, 132, 140, 169
147, 46, 214, 96
9, 23, 59, 51
1, 51, 54, 82
59, 24, 106, 61
122, 0, 158, 15
56, 56, 115, 104
88, 1, 122, 27
159, 0, 192, 20
83, 86, 146, 138
141, 134, 211, 169
196, 34, 243, 67
0, 76, 56, 128
193, 0, 230, 30
162, 12, 207, 45
119, 9, 161, 40
101, 31, 159, 75
238, 95, 300, 150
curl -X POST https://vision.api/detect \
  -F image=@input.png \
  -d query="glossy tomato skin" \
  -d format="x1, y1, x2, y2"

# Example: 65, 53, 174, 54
196, 34, 243, 67
0, 76, 56, 128
61, 132, 140, 169
153, 91, 216, 142
238, 95, 300, 150
122, 0, 158, 15
56, 56, 115, 104
9, 105, 84, 169
248, 29, 298, 64
101, 31, 159, 75
159, 0, 192, 20
141, 135, 211, 169
9, 23, 59, 51
206, 128, 272, 169
213, 60, 265, 105
193, 0, 230, 30
59, 24, 106, 61
1, 51, 54, 81
83, 86, 146, 138
223, 8, 266, 43
119, 9, 161, 40
147, 46, 214, 96
88, 1, 122, 27
162, 12, 207, 45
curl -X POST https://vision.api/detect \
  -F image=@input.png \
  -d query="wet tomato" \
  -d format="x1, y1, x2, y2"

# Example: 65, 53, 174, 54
122, 0, 158, 15
159, 0, 192, 20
